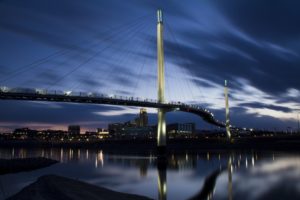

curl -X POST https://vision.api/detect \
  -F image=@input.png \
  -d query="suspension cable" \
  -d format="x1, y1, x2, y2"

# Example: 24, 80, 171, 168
46, 17, 149, 90
0, 14, 152, 85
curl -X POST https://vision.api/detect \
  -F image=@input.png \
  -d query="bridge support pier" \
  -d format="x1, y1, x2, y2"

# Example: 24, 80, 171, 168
157, 109, 166, 155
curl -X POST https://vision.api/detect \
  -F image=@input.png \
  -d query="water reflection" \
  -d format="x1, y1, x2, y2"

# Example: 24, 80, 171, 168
157, 162, 167, 200
189, 167, 223, 200
228, 156, 233, 200
95, 150, 104, 168
0, 148, 300, 200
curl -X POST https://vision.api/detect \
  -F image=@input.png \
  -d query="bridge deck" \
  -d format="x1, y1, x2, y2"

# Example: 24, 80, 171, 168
0, 90, 225, 127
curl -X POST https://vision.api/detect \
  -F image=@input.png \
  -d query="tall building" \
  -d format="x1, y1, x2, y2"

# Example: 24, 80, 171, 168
134, 108, 148, 127
139, 108, 148, 127
68, 125, 80, 135
107, 108, 153, 138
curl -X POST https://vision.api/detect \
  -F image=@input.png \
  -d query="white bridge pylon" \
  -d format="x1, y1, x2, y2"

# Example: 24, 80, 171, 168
156, 9, 167, 153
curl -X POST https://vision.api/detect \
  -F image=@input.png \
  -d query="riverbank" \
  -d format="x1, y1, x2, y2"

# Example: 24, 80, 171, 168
0, 157, 58, 175
1, 136, 300, 152
7, 175, 153, 200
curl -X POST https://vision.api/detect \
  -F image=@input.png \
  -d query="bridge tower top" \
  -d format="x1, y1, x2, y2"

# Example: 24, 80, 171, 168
157, 9, 163, 23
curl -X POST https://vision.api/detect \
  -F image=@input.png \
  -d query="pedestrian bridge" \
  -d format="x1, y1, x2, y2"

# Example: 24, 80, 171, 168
0, 87, 225, 127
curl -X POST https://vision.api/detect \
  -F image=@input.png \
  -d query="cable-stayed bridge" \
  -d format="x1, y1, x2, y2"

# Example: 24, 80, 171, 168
0, 10, 231, 150
0, 87, 224, 127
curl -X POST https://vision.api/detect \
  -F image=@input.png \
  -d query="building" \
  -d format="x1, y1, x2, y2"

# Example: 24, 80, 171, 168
108, 108, 153, 139
108, 123, 124, 137
97, 128, 110, 139
13, 128, 38, 138
68, 125, 80, 135
14, 128, 37, 136
134, 108, 148, 127
167, 123, 195, 138
117, 126, 154, 139
139, 108, 148, 127
108, 121, 154, 139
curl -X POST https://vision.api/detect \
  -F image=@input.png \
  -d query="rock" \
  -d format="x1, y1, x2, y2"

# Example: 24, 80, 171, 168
8, 175, 153, 200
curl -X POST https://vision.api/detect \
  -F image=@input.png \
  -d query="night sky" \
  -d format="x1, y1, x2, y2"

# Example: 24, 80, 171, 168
1, 0, 300, 132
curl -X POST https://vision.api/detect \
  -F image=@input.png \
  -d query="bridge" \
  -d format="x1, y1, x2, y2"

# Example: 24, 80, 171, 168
0, 10, 232, 151
0, 88, 224, 127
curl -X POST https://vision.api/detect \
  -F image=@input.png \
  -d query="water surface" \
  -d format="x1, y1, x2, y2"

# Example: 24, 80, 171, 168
0, 148, 299, 200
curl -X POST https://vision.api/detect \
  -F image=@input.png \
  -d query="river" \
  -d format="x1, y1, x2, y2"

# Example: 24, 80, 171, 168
0, 148, 299, 200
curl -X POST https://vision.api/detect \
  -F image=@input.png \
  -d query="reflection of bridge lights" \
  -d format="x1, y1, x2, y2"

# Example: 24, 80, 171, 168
95, 156, 98, 168
252, 156, 255, 167
149, 153, 154, 164
69, 149, 73, 159
207, 152, 210, 161
19, 148, 27, 158
163, 183, 167, 194
245, 158, 248, 168
60, 148, 63, 162
94, 150, 104, 168
50, 149, 53, 157
86, 149, 89, 160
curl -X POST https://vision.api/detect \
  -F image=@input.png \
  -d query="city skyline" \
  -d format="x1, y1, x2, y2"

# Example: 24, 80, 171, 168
1, 0, 300, 131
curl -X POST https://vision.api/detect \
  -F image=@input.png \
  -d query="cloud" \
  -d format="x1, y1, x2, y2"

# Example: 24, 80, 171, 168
239, 102, 292, 113
211, 0, 300, 42
230, 157, 300, 200
1, 0, 300, 130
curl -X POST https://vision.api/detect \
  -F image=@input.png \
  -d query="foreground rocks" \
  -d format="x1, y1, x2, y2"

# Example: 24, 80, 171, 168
8, 175, 153, 200
0, 157, 58, 175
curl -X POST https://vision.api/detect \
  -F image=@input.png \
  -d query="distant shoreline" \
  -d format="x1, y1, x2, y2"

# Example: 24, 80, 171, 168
1, 136, 300, 152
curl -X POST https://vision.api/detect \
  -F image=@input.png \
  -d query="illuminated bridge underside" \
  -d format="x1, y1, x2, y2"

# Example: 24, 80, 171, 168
0, 92, 225, 127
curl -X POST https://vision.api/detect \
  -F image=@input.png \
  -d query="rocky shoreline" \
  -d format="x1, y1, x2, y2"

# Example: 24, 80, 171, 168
7, 175, 153, 200
0, 157, 58, 175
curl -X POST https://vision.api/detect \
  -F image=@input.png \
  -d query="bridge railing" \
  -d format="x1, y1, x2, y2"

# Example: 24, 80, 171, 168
0, 86, 224, 125
0, 86, 207, 107
0, 86, 162, 103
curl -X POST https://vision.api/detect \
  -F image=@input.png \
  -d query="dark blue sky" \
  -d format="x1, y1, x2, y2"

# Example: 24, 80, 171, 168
0, 0, 300, 132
